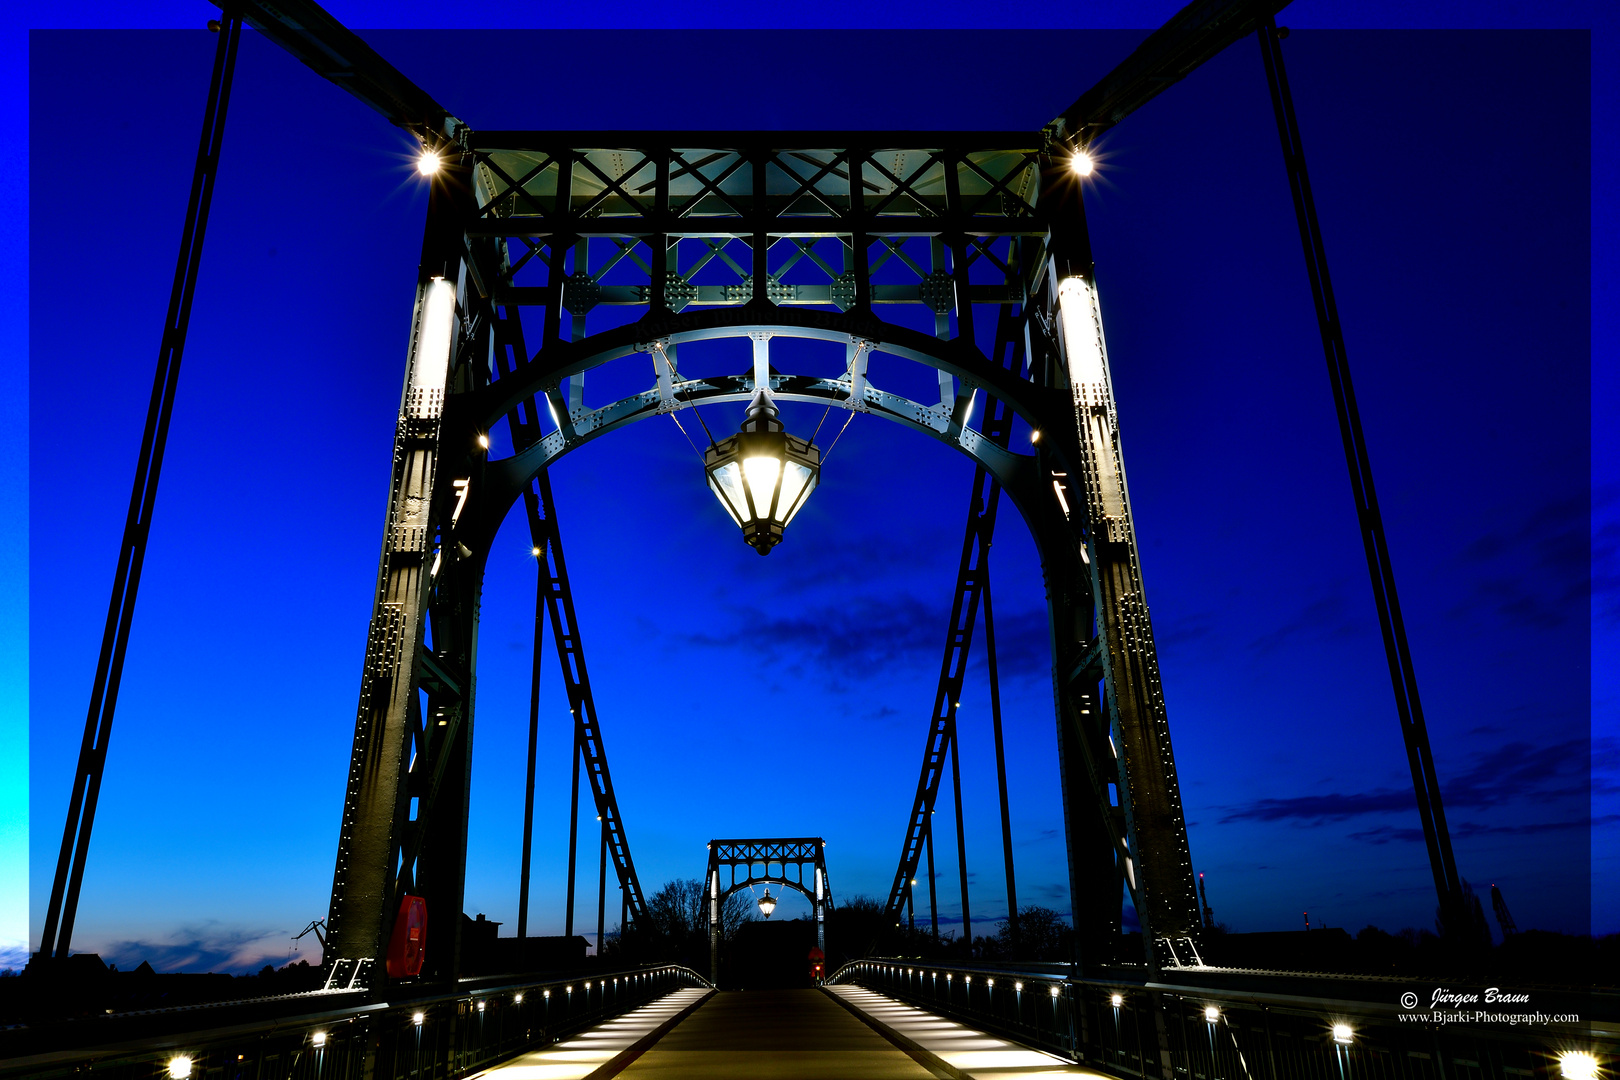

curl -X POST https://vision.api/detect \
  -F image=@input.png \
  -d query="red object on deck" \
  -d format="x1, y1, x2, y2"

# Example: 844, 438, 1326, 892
387, 895, 428, 978
808, 946, 825, 981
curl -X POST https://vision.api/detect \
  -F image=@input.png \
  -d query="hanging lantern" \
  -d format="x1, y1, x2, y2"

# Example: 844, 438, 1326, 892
758, 888, 777, 919
704, 390, 820, 555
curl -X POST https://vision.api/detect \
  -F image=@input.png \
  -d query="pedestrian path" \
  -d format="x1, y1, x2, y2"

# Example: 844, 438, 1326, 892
473, 983, 1112, 1079
614, 988, 936, 1078
473, 987, 708, 1080
827, 984, 1112, 1078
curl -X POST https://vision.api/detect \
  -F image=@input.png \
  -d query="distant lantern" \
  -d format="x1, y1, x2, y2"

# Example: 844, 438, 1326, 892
758, 888, 778, 919
703, 390, 820, 555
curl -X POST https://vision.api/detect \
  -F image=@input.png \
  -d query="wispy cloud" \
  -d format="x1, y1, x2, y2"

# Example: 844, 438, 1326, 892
1348, 815, 1614, 846
1451, 494, 1590, 629
682, 594, 947, 674
1218, 738, 1590, 825
1246, 591, 1358, 656
86, 923, 309, 975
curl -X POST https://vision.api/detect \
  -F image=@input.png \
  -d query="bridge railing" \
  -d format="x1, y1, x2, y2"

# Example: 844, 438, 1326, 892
1, 964, 711, 1080
829, 958, 1611, 1080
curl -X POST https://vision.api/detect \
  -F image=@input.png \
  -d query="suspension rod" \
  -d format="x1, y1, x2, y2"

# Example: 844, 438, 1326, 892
948, 728, 972, 946
488, 271, 648, 931
882, 296, 1025, 923
39, 15, 242, 961
1257, 18, 1467, 937
983, 566, 1019, 950
517, 572, 544, 939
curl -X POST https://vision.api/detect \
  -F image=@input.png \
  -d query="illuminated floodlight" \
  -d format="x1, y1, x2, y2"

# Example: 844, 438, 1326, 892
1111, 993, 1123, 1007
312, 1032, 327, 1047
417, 150, 442, 176
1560, 1052, 1600, 1080
168, 1057, 193, 1080
476, 434, 489, 449
412, 1012, 425, 1025
1204, 1006, 1220, 1023
1332, 1024, 1353, 1045
1050, 985, 1061, 998
476, 1001, 485, 1012
514, 993, 524, 1003
1015, 981, 1024, 992
1070, 149, 1095, 177
543, 989, 551, 999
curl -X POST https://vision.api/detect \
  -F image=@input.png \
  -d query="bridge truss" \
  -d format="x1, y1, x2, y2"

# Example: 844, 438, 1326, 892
35, 0, 1480, 1007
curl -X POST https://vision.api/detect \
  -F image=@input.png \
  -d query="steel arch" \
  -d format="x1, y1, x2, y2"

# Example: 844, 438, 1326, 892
461, 307, 1070, 558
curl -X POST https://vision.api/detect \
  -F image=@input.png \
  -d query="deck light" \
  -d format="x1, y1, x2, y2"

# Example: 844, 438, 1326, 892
1111, 993, 1123, 1007
704, 389, 820, 555
1050, 985, 1060, 998
1560, 1053, 1599, 1080
168, 1058, 193, 1080
1015, 981, 1024, 992
1332, 1024, 1353, 1045
515, 993, 524, 1003
1070, 149, 1094, 177
412, 1012, 425, 1025
1204, 1006, 1220, 1023
758, 888, 777, 919
312, 1032, 327, 1047
476, 434, 489, 449
418, 150, 441, 176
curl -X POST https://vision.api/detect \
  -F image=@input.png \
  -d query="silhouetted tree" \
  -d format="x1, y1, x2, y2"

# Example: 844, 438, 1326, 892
992, 906, 1072, 960
639, 878, 755, 966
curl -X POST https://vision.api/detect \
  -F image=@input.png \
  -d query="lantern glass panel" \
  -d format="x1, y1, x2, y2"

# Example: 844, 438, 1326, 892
778, 462, 816, 525
742, 455, 782, 518
710, 460, 748, 524
707, 474, 743, 525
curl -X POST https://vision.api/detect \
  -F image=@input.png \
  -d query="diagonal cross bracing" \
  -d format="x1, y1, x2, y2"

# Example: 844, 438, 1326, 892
490, 302, 649, 927
883, 305, 1023, 922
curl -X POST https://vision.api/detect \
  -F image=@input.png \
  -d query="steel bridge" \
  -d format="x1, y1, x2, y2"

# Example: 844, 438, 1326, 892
10, 3, 1609, 1080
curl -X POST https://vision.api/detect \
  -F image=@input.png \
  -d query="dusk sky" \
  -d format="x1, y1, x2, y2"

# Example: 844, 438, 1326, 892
5, 2, 1613, 974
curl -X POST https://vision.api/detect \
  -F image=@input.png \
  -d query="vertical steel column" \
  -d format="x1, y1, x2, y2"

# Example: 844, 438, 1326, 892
39, 14, 241, 962
517, 573, 543, 939
925, 825, 939, 941
708, 865, 721, 985
597, 819, 607, 955
325, 156, 475, 983
983, 568, 1020, 951
565, 744, 580, 938
1040, 155, 1203, 969
1256, 18, 1468, 941
948, 737, 972, 947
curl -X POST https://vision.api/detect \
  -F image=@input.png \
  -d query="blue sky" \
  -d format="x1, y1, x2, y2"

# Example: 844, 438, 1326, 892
4, 2, 1614, 974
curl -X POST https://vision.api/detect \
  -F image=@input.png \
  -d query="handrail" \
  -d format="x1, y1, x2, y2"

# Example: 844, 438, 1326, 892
0, 964, 711, 1079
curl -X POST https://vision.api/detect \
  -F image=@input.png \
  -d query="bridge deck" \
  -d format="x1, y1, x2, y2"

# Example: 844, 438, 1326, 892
480, 986, 1098, 1079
